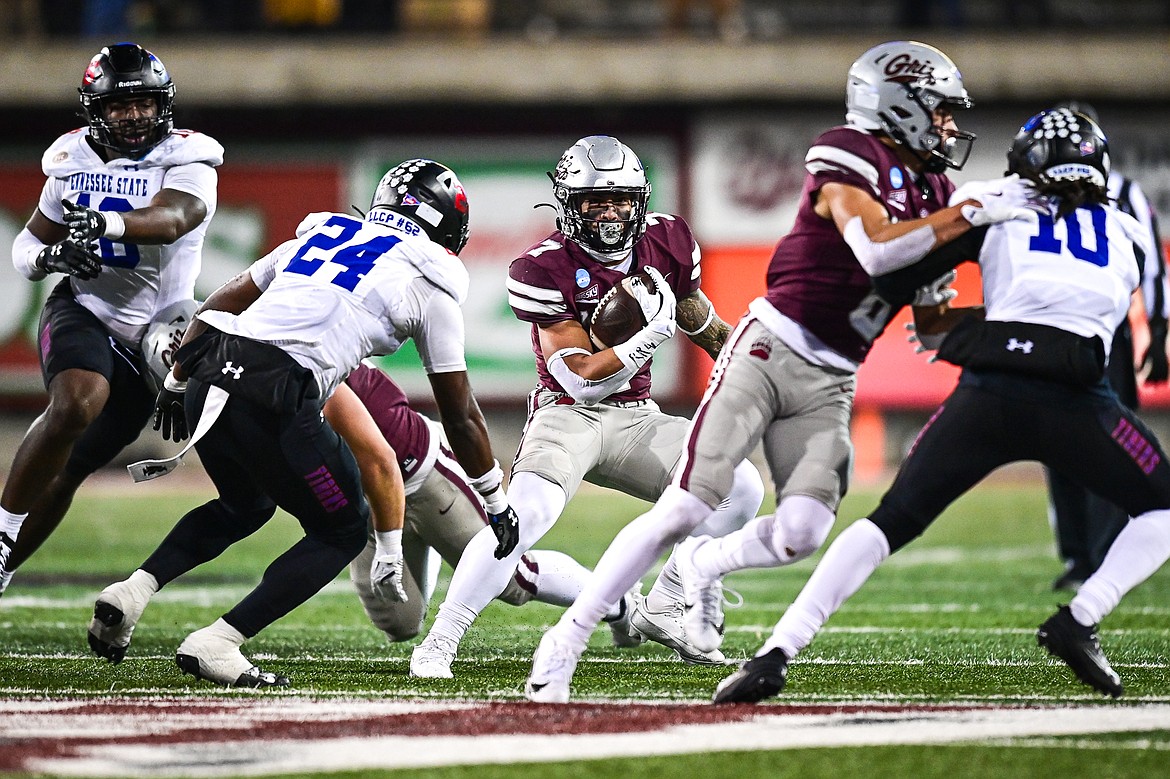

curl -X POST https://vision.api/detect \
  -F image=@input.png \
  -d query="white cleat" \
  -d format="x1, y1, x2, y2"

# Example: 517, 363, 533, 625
525, 631, 580, 703
87, 573, 156, 664
175, 625, 289, 688
676, 535, 725, 654
631, 596, 725, 666
410, 633, 458, 679
606, 584, 646, 649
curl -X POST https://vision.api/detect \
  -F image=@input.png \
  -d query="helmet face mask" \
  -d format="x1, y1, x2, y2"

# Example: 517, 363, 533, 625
1007, 108, 1111, 188
845, 41, 975, 172
551, 136, 651, 256
79, 43, 174, 158
368, 159, 470, 254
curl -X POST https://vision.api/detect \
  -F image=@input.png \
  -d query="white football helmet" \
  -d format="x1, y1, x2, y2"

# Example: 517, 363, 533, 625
551, 135, 651, 255
140, 299, 198, 393
845, 40, 975, 172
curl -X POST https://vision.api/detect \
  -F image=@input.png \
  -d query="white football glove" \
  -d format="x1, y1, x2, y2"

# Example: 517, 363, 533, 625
631, 266, 677, 325
371, 529, 408, 602
955, 174, 1038, 227
912, 270, 959, 307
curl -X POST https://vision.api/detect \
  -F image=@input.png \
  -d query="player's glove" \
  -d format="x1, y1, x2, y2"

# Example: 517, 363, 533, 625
905, 322, 944, 359
633, 266, 677, 324
469, 460, 521, 559
912, 270, 958, 307
34, 240, 102, 280
62, 199, 108, 242
371, 529, 408, 602
487, 505, 520, 560
1144, 318, 1169, 383
153, 373, 189, 443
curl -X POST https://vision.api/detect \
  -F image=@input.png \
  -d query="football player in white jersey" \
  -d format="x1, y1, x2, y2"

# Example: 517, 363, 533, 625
710, 108, 1170, 703
86, 159, 521, 688
1, 43, 222, 596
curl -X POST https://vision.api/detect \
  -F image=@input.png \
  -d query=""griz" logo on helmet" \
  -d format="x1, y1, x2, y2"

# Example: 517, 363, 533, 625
883, 54, 936, 85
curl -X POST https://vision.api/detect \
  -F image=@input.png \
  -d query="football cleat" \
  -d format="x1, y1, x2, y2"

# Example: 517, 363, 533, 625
606, 584, 646, 649
410, 633, 458, 679
1037, 605, 1123, 698
87, 575, 155, 664
525, 631, 580, 703
712, 647, 789, 704
631, 598, 725, 666
676, 535, 725, 653
175, 626, 289, 688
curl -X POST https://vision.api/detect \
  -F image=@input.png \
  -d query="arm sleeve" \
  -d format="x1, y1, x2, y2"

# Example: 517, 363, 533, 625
12, 227, 49, 281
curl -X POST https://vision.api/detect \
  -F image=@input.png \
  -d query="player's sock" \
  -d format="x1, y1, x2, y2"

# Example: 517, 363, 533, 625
1072, 510, 1170, 626
765, 518, 889, 658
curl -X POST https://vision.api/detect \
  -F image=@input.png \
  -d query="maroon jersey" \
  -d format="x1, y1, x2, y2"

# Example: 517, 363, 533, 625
506, 214, 701, 403
344, 364, 431, 483
763, 125, 956, 363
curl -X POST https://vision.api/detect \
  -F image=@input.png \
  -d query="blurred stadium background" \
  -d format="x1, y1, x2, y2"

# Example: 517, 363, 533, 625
1, 0, 1168, 483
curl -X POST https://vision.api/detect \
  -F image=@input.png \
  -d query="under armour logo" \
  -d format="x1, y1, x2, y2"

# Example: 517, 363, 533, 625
1006, 338, 1034, 354
221, 361, 245, 379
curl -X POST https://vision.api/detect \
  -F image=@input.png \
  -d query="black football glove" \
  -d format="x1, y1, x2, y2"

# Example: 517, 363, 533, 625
34, 240, 102, 280
1145, 318, 1169, 384
62, 199, 108, 243
153, 382, 189, 443
487, 505, 520, 559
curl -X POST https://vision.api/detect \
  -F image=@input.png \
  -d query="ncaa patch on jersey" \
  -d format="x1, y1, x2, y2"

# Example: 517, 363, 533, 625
890, 167, 904, 188
575, 268, 590, 288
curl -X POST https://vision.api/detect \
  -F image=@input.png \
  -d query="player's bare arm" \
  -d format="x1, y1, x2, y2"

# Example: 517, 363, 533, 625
427, 369, 497, 480
677, 289, 730, 360
114, 188, 208, 244
323, 383, 405, 533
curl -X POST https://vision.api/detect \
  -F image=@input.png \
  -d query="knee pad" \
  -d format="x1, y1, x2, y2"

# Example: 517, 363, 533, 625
773, 494, 835, 563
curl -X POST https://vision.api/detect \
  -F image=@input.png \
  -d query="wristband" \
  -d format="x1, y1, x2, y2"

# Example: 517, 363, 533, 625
99, 211, 126, 241
163, 372, 188, 393
479, 484, 508, 515
469, 460, 503, 496
374, 528, 403, 556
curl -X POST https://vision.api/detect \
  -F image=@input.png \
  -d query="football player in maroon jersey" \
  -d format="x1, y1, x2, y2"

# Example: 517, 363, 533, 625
411, 135, 766, 678
526, 41, 1036, 702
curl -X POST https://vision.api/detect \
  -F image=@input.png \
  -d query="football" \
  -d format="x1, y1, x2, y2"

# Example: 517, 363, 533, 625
589, 269, 664, 350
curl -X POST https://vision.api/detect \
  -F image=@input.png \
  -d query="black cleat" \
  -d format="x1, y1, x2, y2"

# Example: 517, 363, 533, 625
712, 647, 789, 704
88, 600, 129, 663
1037, 605, 1123, 698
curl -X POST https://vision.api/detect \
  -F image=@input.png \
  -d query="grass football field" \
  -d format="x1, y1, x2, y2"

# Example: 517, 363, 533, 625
2, 470, 1169, 777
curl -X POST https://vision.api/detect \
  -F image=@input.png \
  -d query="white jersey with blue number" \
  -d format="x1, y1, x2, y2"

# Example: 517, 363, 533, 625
198, 211, 470, 398
36, 127, 223, 346
967, 179, 1147, 360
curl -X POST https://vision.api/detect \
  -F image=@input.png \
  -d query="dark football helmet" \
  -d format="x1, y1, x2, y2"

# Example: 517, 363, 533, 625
1007, 107, 1111, 188
845, 41, 975, 172
369, 159, 470, 254
551, 135, 651, 256
79, 43, 175, 158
